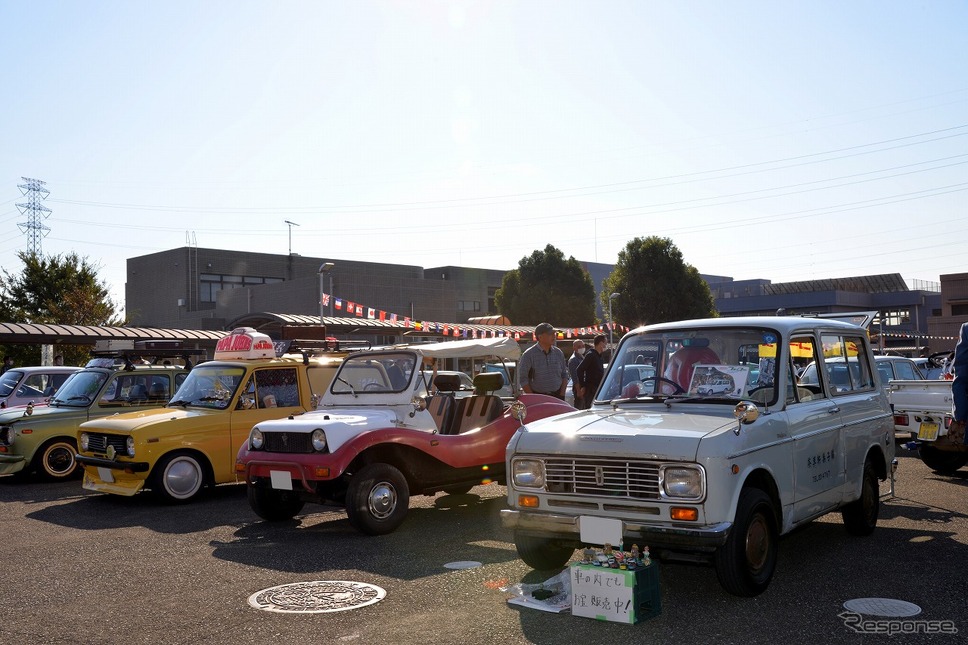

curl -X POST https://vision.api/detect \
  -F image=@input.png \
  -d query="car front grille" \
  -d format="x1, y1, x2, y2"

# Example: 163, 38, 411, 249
543, 457, 661, 499
84, 432, 128, 456
264, 432, 314, 454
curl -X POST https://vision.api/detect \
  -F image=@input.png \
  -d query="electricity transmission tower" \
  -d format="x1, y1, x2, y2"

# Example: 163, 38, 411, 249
16, 177, 51, 256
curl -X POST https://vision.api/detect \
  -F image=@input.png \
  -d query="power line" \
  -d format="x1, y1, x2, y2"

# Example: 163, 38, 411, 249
44, 124, 968, 215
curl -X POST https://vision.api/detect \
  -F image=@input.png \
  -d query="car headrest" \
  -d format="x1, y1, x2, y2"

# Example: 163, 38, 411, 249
473, 371, 504, 394
433, 374, 462, 392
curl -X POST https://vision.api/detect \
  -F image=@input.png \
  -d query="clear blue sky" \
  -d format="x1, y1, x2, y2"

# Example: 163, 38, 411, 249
2, 1, 966, 315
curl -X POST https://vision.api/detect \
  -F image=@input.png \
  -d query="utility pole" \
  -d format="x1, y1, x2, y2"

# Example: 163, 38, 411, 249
284, 220, 300, 255
17, 177, 51, 256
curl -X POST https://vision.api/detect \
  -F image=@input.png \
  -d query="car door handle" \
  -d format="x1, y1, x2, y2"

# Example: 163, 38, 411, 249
828, 407, 841, 414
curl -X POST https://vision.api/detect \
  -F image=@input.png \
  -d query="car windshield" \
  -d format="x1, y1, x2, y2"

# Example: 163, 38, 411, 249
50, 371, 108, 407
597, 326, 777, 404
0, 370, 24, 397
169, 365, 246, 409
331, 352, 417, 395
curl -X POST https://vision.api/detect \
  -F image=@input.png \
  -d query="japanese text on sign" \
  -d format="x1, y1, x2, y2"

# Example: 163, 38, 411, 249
571, 566, 633, 620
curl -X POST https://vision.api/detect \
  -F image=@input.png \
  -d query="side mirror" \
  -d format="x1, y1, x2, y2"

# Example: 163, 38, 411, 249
509, 400, 527, 424
732, 401, 759, 435
410, 396, 427, 418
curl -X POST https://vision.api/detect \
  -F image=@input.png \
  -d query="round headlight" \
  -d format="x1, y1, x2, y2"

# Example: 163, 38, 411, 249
126, 436, 136, 457
80, 432, 89, 451
311, 428, 327, 452
250, 427, 264, 450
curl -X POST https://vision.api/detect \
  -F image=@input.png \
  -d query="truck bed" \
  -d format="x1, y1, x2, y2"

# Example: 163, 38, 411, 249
888, 379, 952, 416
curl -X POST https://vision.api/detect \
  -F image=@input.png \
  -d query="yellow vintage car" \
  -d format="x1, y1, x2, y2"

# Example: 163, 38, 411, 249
76, 328, 354, 503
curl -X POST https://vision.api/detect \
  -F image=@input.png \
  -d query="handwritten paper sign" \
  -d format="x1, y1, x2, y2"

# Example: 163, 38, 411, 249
571, 564, 636, 623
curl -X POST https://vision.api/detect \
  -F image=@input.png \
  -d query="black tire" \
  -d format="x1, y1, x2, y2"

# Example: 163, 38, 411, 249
514, 532, 575, 571
442, 485, 473, 495
34, 438, 80, 481
842, 457, 880, 536
714, 487, 778, 597
919, 445, 968, 474
345, 463, 410, 535
248, 483, 305, 521
149, 452, 207, 503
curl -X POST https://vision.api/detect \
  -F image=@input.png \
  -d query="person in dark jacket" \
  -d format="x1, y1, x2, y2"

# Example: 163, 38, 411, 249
567, 339, 587, 409
576, 335, 607, 408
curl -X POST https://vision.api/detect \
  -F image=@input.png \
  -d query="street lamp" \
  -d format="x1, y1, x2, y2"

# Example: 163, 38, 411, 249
608, 292, 620, 347
318, 262, 335, 324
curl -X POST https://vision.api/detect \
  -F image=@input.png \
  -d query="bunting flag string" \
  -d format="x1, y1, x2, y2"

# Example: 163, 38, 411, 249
320, 292, 631, 340
873, 331, 957, 341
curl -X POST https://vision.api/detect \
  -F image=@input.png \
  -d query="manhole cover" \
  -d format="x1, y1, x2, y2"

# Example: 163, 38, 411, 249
843, 598, 922, 617
248, 580, 386, 614
443, 561, 482, 570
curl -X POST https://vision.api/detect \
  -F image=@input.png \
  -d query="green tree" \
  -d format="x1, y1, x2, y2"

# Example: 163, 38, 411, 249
0, 251, 124, 366
602, 236, 717, 327
495, 245, 597, 327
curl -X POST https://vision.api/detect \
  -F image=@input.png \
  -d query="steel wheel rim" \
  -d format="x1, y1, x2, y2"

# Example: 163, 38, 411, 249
45, 444, 75, 476
367, 481, 398, 519
745, 513, 771, 573
165, 457, 203, 498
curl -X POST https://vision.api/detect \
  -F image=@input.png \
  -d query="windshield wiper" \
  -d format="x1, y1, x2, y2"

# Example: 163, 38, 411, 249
666, 395, 736, 404
169, 399, 191, 407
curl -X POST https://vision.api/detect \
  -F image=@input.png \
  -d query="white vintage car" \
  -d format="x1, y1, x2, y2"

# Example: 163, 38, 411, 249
501, 314, 896, 596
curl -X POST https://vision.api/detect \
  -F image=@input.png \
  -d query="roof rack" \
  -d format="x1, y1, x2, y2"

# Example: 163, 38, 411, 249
275, 338, 373, 365
87, 348, 207, 371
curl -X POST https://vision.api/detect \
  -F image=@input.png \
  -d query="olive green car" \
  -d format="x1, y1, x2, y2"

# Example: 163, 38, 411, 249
0, 357, 192, 480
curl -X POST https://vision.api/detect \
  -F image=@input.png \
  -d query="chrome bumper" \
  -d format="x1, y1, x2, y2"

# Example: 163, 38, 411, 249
500, 508, 732, 551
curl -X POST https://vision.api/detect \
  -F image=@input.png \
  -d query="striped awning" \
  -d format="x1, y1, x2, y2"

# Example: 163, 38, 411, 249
0, 322, 227, 346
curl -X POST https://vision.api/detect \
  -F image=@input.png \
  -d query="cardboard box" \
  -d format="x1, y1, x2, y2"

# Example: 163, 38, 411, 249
570, 562, 661, 624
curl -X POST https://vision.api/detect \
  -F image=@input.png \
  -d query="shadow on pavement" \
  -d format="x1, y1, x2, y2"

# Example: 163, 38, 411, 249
0, 474, 92, 504
512, 518, 968, 645
24, 482, 251, 533
209, 493, 519, 579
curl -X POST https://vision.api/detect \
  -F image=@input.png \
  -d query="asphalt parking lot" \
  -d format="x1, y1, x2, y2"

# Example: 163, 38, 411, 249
1, 444, 965, 645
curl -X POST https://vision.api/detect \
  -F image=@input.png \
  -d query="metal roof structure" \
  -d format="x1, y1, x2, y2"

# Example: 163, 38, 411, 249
225, 312, 565, 340
763, 273, 910, 296
0, 313, 598, 350
0, 322, 226, 346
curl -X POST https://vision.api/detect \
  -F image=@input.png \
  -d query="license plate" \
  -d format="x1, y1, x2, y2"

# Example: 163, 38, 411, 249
97, 467, 115, 483
579, 516, 623, 548
269, 470, 293, 490
918, 421, 939, 441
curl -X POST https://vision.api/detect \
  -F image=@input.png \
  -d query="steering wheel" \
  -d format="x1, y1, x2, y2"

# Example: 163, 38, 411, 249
747, 385, 773, 395
637, 376, 685, 395
363, 383, 383, 391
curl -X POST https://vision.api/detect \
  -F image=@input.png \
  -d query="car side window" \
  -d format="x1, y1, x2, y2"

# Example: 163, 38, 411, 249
876, 363, 894, 385
254, 368, 299, 408
22, 374, 49, 396
820, 334, 874, 395
790, 336, 826, 403
893, 361, 919, 380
